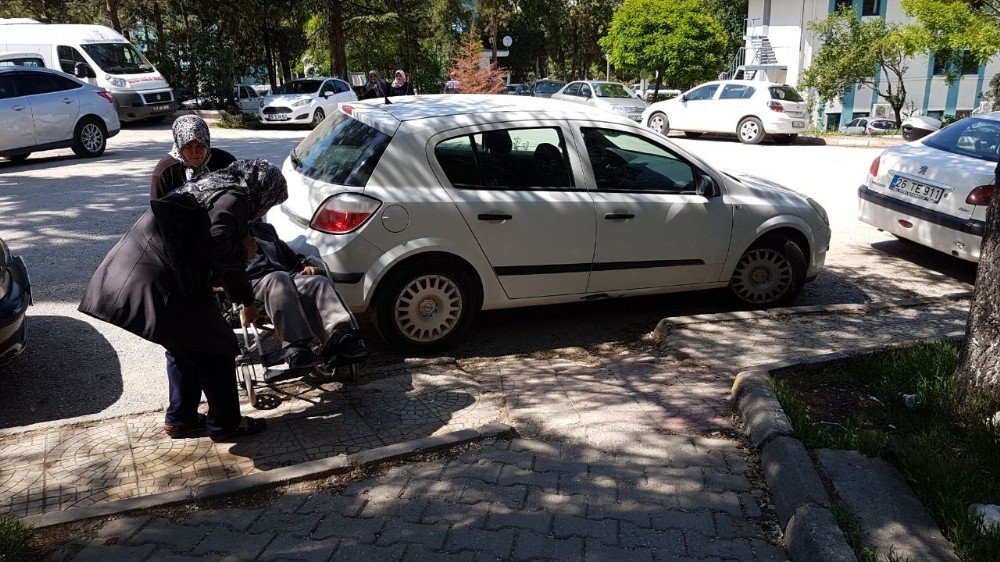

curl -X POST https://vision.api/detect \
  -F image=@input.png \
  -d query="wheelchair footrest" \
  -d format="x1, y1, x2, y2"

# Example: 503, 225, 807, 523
263, 366, 310, 384
260, 349, 292, 368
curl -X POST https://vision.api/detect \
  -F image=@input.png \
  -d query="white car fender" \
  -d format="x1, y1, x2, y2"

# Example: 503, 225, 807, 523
358, 236, 506, 311
719, 214, 817, 281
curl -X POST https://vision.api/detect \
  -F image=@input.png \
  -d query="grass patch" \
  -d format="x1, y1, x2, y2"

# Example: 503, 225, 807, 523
0, 515, 33, 561
776, 341, 1000, 562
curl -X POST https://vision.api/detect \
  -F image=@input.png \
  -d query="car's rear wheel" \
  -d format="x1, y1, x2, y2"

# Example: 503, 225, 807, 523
647, 112, 669, 135
6, 152, 30, 162
371, 259, 478, 353
728, 235, 806, 307
737, 117, 765, 144
71, 117, 107, 157
772, 134, 798, 145
310, 108, 325, 129
683, 131, 704, 139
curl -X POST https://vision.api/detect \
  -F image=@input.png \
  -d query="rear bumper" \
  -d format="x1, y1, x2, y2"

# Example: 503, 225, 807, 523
762, 115, 807, 134
0, 256, 31, 365
857, 184, 983, 262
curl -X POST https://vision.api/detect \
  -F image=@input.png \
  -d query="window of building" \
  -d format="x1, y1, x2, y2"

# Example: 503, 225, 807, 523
825, 113, 842, 131
933, 50, 980, 76
861, 0, 881, 16
834, 0, 852, 11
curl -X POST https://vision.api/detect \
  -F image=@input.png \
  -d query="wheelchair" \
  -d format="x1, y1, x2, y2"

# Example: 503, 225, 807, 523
217, 256, 363, 409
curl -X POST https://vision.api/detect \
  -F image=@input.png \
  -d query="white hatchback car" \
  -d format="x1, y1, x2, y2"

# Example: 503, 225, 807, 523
0, 66, 120, 162
267, 95, 831, 351
642, 80, 807, 144
859, 113, 1000, 262
259, 77, 357, 128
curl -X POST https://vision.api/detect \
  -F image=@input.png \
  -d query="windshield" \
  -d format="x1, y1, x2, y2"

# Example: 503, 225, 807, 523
80, 43, 154, 75
769, 86, 803, 102
533, 81, 564, 94
291, 111, 392, 187
923, 117, 1000, 163
594, 83, 631, 98
273, 80, 322, 95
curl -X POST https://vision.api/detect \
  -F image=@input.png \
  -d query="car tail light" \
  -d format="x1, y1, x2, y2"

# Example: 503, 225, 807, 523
310, 193, 381, 234
340, 104, 353, 116
767, 101, 785, 113
966, 185, 995, 206
97, 91, 114, 104
869, 154, 881, 177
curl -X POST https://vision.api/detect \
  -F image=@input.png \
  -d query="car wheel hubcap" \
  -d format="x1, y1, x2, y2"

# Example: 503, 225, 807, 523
731, 248, 792, 304
394, 274, 463, 343
314, 111, 324, 124
82, 124, 102, 152
740, 121, 759, 141
649, 115, 665, 132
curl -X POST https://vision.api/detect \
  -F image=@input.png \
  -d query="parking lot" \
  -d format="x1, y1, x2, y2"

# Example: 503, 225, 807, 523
0, 122, 976, 430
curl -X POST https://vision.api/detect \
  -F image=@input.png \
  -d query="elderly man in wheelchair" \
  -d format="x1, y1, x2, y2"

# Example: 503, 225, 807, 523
239, 220, 368, 382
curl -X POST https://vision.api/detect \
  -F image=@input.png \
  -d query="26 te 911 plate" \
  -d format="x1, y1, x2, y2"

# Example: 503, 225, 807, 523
889, 175, 944, 204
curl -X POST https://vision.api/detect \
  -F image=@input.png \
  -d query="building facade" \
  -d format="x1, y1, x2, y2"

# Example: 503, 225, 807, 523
742, 0, 999, 129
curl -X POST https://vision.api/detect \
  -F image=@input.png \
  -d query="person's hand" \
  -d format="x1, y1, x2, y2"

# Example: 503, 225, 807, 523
242, 237, 259, 260
241, 303, 262, 327
301, 266, 323, 276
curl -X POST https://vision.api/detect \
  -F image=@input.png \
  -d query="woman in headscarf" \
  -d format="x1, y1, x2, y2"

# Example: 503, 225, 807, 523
387, 70, 416, 97
80, 159, 288, 441
151, 115, 236, 200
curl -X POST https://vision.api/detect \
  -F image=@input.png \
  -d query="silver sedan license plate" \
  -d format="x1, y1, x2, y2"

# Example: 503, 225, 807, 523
889, 175, 944, 204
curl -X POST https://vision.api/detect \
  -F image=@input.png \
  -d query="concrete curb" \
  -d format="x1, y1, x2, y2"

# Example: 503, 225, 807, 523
22, 422, 515, 529
651, 292, 971, 341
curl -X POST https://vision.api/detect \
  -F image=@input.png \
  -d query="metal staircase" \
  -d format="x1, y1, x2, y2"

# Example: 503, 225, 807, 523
720, 18, 785, 81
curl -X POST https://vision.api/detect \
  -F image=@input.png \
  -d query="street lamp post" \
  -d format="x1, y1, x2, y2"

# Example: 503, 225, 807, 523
604, 52, 610, 80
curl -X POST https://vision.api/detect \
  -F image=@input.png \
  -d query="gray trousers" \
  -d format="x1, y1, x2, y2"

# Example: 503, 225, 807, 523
251, 271, 353, 347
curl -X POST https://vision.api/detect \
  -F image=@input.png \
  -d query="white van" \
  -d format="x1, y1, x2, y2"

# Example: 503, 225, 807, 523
0, 19, 175, 122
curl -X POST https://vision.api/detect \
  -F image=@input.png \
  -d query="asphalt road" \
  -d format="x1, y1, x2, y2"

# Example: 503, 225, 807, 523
0, 121, 976, 430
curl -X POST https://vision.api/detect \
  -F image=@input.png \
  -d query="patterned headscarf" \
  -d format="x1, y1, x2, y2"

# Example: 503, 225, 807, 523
169, 115, 212, 179
179, 159, 288, 220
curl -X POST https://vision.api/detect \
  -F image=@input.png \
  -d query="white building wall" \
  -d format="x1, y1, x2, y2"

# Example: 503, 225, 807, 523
745, 0, 999, 127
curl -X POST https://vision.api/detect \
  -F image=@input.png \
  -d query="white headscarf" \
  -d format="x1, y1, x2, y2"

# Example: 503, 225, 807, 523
391, 70, 406, 89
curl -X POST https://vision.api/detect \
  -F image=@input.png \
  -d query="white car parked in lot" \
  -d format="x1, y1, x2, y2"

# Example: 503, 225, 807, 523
267, 95, 830, 351
859, 113, 1000, 262
642, 80, 807, 144
550, 80, 647, 123
0, 66, 120, 162
259, 77, 356, 128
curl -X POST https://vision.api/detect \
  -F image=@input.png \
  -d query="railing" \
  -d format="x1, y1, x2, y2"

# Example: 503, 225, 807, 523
745, 17, 764, 39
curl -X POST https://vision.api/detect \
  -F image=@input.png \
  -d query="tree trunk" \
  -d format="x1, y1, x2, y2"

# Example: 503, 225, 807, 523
327, 0, 348, 78
106, 0, 124, 35
153, 1, 166, 64
956, 160, 1000, 390
264, 32, 276, 89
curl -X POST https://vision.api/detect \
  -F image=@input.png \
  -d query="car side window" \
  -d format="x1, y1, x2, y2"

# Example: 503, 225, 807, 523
333, 80, 351, 93
563, 83, 581, 96
19, 73, 79, 96
580, 84, 592, 97
0, 75, 19, 99
321, 81, 337, 95
582, 127, 697, 193
685, 84, 718, 101
720, 84, 754, 100
846, 119, 860, 127
57, 46, 90, 76
435, 127, 574, 190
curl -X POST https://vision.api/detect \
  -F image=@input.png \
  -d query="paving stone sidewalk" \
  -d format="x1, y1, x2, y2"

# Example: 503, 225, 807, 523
32, 298, 969, 561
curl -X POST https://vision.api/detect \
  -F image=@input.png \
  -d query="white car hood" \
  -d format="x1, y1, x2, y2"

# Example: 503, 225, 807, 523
596, 97, 646, 110
725, 169, 810, 204
266, 94, 313, 105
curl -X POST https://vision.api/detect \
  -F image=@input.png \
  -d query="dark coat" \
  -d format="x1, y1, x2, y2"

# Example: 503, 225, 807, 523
150, 148, 237, 200
78, 191, 255, 354
246, 221, 303, 281
387, 81, 415, 97
362, 79, 389, 100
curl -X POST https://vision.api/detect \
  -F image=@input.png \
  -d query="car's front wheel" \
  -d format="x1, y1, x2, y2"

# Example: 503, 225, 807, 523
371, 260, 479, 353
647, 112, 669, 135
71, 117, 107, 157
728, 235, 806, 307
737, 117, 765, 144
310, 108, 325, 129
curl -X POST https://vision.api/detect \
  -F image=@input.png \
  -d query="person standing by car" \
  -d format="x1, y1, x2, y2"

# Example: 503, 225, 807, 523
387, 70, 416, 97
443, 71, 460, 94
362, 70, 388, 100
79, 160, 288, 441
151, 115, 236, 199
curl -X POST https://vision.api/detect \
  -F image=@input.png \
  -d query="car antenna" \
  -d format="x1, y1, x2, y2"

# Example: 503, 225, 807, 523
383, 95, 392, 104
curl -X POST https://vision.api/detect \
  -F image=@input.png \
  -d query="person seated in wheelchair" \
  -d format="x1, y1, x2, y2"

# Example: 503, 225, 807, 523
245, 220, 368, 372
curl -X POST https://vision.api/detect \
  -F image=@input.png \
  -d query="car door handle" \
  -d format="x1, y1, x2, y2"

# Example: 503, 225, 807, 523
478, 213, 512, 221
604, 212, 635, 220
62, 98, 74, 104
12, 105, 25, 111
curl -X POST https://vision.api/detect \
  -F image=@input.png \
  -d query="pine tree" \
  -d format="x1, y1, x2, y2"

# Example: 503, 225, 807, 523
446, 33, 506, 94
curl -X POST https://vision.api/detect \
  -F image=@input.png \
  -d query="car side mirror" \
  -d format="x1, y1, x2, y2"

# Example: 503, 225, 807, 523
74, 62, 91, 79
680, 94, 688, 102
695, 174, 718, 197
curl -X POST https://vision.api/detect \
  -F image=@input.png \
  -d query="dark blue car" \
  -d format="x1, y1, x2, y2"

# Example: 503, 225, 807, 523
0, 237, 30, 365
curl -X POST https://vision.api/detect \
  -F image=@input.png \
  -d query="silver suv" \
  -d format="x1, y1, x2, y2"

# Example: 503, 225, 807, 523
0, 66, 121, 162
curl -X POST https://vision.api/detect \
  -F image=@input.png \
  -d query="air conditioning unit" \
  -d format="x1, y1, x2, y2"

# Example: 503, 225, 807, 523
871, 103, 892, 119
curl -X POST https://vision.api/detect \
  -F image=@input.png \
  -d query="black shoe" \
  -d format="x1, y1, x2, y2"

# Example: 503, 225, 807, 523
322, 332, 368, 363
286, 346, 324, 370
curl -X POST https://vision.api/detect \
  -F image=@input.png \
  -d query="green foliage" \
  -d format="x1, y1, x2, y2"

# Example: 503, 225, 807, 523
903, 0, 1000, 74
702, 0, 749, 68
600, 0, 727, 90
779, 341, 1000, 562
0, 515, 32, 562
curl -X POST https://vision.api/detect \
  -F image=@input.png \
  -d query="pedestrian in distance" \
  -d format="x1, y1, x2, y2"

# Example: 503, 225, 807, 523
387, 69, 416, 97
362, 69, 389, 100
151, 115, 236, 200
79, 160, 288, 442
443, 71, 460, 94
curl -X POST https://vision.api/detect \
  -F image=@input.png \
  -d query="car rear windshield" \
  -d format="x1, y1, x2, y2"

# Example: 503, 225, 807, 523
290, 111, 392, 187
769, 86, 803, 102
274, 80, 322, 95
534, 81, 564, 94
923, 117, 1000, 163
